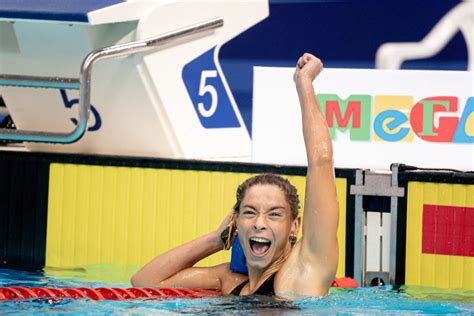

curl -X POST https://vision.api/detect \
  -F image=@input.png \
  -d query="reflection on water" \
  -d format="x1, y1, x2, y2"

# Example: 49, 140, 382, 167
402, 285, 474, 304
43, 264, 140, 285
176, 295, 300, 315
1, 268, 473, 315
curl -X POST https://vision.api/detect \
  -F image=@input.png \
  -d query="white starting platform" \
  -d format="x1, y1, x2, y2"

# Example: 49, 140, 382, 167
0, 0, 269, 160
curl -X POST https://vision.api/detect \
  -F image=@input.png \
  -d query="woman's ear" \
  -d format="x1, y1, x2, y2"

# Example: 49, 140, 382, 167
291, 216, 302, 236
234, 211, 240, 229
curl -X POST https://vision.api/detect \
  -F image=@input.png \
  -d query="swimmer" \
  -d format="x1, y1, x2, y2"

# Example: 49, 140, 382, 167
131, 53, 339, 299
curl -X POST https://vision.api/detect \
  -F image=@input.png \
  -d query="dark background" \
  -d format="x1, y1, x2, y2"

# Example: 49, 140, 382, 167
219, 0, 467, 135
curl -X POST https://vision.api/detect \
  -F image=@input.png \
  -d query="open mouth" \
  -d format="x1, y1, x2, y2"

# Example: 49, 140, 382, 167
249, 237, 272, 256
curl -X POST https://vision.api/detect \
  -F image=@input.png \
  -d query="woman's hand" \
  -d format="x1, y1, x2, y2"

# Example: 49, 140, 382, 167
293, 53, 323, 85
216, 212, 233, 234
215, 212, 236, 250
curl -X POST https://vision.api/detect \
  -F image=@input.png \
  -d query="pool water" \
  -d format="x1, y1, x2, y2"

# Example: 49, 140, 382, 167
1, 268, 473, 315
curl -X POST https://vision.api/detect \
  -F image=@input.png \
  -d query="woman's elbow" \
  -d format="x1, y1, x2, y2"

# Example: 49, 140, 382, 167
308, 141, 333, 166
130, 273, 149, 287
310, 151, 333, 167
316, 154, 333, 166
130, 274, 140, 287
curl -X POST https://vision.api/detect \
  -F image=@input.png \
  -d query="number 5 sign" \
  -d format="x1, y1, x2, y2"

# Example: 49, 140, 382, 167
182, 47, 241, 128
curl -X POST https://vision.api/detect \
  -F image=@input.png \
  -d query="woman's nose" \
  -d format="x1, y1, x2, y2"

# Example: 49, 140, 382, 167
253, 214, 267, 231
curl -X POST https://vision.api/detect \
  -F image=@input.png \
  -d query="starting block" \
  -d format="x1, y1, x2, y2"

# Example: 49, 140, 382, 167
0, 0, 269, 160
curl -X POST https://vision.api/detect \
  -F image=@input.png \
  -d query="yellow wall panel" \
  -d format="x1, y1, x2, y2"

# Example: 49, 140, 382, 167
47, 163, 347, 279
334, 178, 347, 278
405, 181, 474, 289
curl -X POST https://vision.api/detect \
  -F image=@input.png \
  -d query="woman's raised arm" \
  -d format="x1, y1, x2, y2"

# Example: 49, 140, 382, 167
294, 53, 339, 288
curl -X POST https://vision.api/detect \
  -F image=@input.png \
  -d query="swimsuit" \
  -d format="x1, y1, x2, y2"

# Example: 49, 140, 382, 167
230, 273, 276, 296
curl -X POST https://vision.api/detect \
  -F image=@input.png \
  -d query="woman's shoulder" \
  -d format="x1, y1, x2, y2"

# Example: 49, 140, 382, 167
214, 263, 248, 295
274, 243, 329, 297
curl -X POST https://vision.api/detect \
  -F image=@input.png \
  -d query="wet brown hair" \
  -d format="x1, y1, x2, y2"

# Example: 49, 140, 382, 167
232, 173, 300, 220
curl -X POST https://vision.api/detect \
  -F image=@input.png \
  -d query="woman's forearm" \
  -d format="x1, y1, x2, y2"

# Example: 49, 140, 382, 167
296, 79, 333, 167
131, 231, 223, 287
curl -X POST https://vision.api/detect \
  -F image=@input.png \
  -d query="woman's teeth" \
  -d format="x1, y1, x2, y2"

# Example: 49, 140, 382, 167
249, 237, 271, 255
250, 237, 270, 243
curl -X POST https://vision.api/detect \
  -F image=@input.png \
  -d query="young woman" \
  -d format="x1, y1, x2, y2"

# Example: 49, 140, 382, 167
131, 53, 339, 299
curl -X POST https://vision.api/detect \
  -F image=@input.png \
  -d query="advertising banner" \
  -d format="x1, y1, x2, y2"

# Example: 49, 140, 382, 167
253, 67, 473, 170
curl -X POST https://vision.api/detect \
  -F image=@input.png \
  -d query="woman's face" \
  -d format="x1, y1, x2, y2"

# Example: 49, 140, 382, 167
236, 184, 299, 270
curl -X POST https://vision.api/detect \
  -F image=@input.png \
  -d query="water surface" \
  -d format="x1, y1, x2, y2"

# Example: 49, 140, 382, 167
1, 268, 473, 315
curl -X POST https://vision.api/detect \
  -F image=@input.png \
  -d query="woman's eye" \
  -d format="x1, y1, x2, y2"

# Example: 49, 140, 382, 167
243, 210, 255, 216
269, 212, 282, 217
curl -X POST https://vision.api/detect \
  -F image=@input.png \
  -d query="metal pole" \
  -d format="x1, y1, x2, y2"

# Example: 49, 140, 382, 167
352, 169, 365, 286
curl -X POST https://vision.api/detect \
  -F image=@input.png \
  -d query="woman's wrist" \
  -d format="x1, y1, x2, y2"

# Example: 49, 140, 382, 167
208, 230, 225, 252
295, 77, 313, 90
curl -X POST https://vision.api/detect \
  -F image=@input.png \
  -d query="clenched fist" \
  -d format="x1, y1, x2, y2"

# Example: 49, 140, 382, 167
294, 53, 323, 85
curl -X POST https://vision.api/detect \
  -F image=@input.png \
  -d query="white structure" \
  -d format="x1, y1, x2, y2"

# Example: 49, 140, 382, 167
376, 0, 474, 70
0, 0, 269, 160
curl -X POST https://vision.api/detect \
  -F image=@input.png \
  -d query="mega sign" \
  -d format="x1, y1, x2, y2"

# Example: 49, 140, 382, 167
319, 94, 473, 143
252, 67, 474, 170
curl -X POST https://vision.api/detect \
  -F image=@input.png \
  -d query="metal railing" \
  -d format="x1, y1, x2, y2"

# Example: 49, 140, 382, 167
0, 17, 223, 143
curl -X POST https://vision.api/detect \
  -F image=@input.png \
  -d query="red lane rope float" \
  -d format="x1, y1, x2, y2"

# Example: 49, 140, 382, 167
0, 278, 358, 301
0, 287, 222, 301
331, 277, 359, 288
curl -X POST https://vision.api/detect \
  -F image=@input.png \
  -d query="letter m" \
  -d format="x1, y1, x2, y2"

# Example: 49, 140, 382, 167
317, 94, 371, 141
